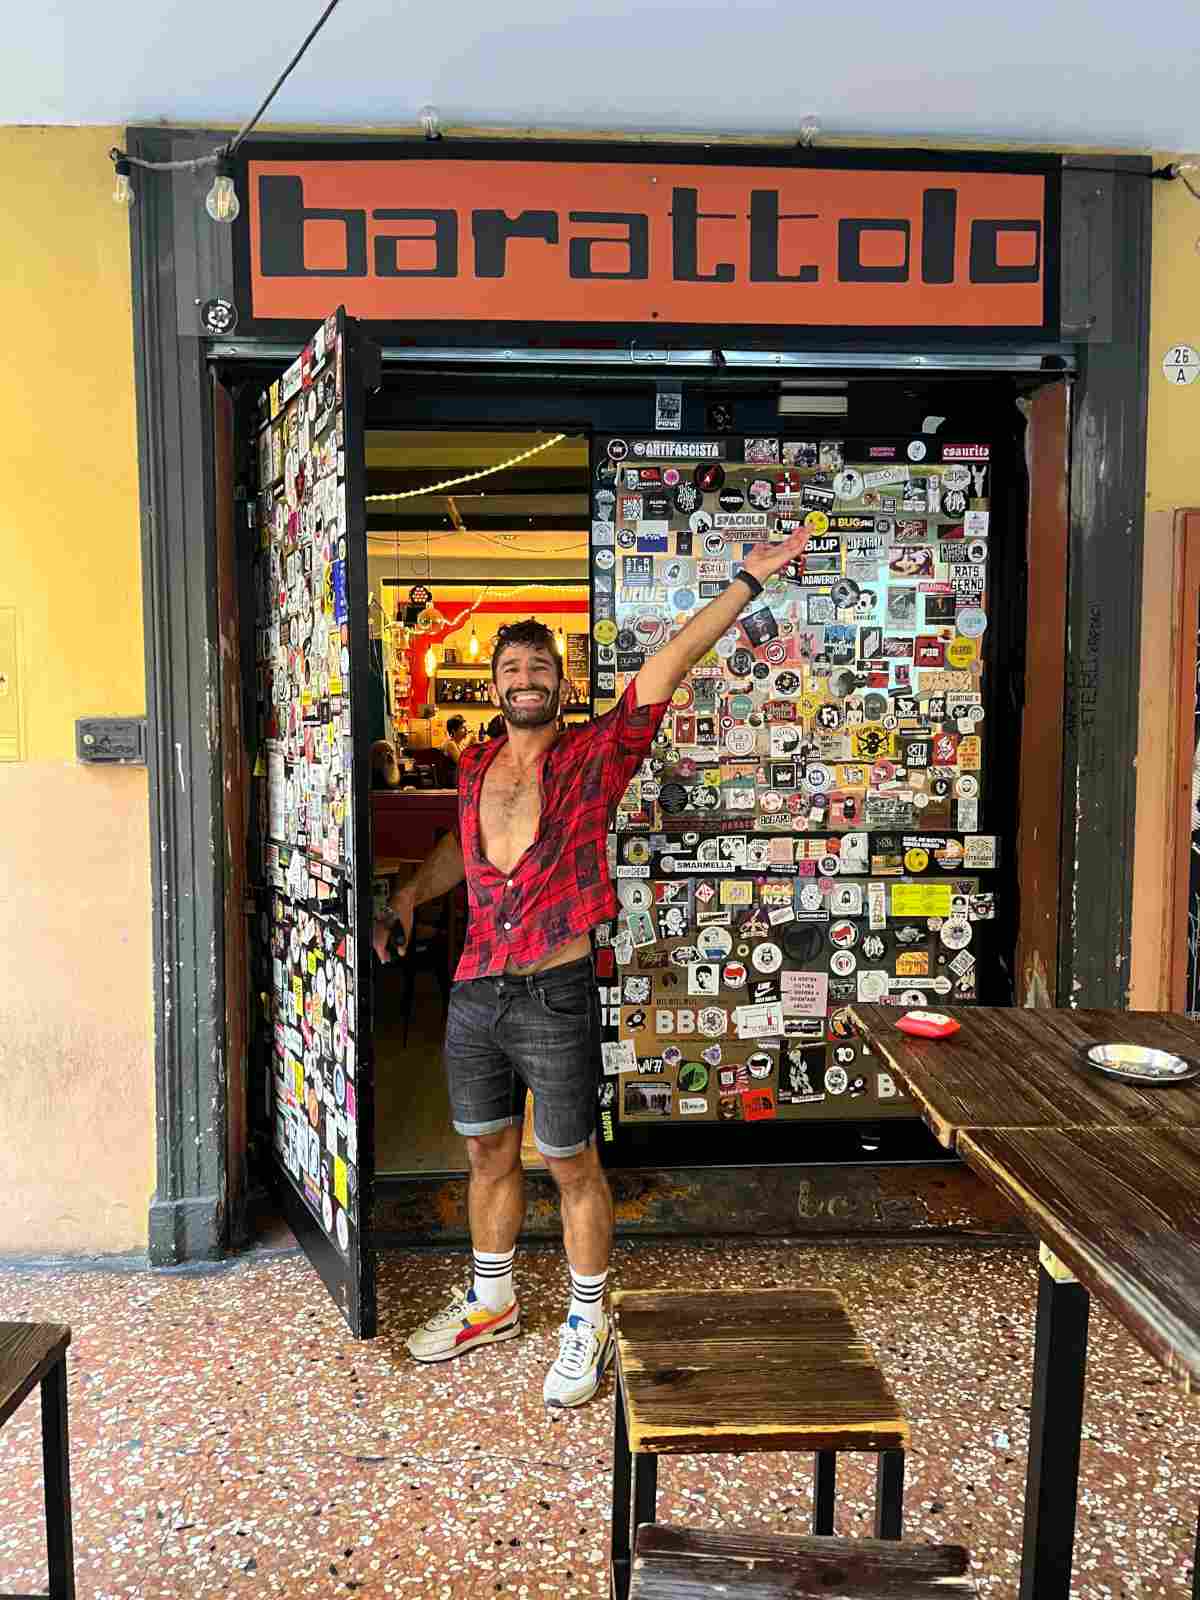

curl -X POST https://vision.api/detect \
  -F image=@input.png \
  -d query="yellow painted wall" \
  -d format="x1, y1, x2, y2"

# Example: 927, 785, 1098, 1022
0, 127, 155, 1253
1130, 164, 1200, 1008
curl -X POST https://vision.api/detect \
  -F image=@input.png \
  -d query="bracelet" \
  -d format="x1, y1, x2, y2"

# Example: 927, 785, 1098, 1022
734, 568, 764, 600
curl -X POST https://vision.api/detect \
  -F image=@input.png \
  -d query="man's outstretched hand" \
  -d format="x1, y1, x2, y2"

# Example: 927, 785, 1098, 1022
741, 526, 812, 585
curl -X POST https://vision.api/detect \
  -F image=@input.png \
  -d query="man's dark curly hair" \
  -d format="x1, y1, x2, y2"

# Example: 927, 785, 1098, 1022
490, 618, 564, 683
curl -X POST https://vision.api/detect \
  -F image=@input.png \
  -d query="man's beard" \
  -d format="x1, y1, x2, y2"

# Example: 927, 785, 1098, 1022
500, 683, 561, 728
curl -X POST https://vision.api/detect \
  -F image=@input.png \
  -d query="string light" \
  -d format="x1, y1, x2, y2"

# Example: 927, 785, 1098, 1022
112, 157, 134, 209
366, 434, 566, 501
555, 627, 566, 655
423, 644, 437, 676
205, 155, 241, 223
468, 626, 480, 659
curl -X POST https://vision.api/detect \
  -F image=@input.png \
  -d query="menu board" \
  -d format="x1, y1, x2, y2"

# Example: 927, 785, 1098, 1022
589, 433, 999, 1134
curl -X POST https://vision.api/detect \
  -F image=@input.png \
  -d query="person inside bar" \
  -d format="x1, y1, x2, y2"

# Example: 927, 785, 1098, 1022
440, 714, 469, 766
369, 740, 401, 789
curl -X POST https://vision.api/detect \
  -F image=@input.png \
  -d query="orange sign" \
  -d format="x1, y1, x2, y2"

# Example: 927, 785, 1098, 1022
244, 155, 1051, 332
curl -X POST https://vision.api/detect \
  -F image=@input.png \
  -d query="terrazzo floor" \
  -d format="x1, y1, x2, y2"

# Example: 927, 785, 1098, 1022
2, 1235, 1199, 1598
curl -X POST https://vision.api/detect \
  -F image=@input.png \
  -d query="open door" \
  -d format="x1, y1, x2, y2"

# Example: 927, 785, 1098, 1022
251, 308, 381, 1336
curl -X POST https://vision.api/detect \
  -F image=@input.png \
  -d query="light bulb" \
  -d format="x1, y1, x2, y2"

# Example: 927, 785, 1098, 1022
419, 104, 441, 140
112, 158, 134, 208
423, 645, 437, 675
799, 115, 821, 148
555, 628, 565, 655
468, 628, 479, 659
205, 157, 240, 224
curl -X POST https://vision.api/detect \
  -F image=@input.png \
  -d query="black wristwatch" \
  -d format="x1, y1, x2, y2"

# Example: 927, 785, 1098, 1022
734, 568, 764, 600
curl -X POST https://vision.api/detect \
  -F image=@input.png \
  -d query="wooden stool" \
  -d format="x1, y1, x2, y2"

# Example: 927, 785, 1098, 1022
0, 1323, 75, 1599
630, 1525, 977, 1598
610, 1289, 908, 1600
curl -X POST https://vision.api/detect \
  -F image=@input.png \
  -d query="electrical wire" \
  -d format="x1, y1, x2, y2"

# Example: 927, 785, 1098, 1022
110, 0, 343, 174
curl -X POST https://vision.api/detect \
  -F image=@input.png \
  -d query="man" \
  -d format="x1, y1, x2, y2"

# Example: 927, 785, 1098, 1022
441, 714, 470, 765
374, 528, 809, 1408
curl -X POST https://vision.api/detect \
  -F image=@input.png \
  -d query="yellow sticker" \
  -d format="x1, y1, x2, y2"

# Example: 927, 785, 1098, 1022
946, 637, 978, 668
891, 882, 955, 918
850, 725, 895, 760
307, 949, 318, 975
701, 768, 722, 787
798, 691, 824, 720
593, 619, 618, 645
293, 1060, 303, 1103
720, 880, 755, 905
334, 1156, 348, 1209
904, 847, 930, 873
804, 510, 830, 534
958, 735, 982, 770
896, 950, 931, 977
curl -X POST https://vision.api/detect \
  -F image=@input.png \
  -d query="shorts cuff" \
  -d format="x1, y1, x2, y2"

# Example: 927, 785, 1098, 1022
535, 1130, 595, 1159
453, 1115, 522, 1138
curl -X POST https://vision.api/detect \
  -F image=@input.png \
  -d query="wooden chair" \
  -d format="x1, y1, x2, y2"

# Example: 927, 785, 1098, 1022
0, 1323, 75, 1599
610, 1289, 910, 1600
629, 1525, 978, 1598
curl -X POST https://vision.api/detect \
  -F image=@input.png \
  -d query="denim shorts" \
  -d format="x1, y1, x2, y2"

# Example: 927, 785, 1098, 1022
443, 955, 600, 1158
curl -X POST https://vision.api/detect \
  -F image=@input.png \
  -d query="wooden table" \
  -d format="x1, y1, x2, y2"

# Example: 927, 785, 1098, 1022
1, 1322, 74, 1598
849, 1005, 1200, 1147
848, 1006, 1200, 1600
609, 1288, 909, 1600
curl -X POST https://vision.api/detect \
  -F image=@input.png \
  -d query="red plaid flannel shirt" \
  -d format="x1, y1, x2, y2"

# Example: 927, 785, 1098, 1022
453, 682, 669, 979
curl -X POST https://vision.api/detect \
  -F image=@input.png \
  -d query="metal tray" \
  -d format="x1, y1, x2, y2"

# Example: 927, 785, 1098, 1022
1077, 1042, 1200, 1086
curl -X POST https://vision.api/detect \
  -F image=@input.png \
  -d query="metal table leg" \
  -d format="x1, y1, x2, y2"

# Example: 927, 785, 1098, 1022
611, 1363, 632, 1600
1018, 1245, 1090, 1600
1192, 1503, 1200, 1600
812, 1450, 836, 1534
874, 1449, 905, 1539
41, 1354, 75, 1600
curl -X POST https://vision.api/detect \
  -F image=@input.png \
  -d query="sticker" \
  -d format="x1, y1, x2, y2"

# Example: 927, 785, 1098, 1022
830, 949, 857, 977
946, 637, 977, 668
747, 478, 775, 510
335, 1206, 350, 1253
678, 1061, 710, 1094
907, 440, 928, 462
805, 510, 830, 534
694, 462, 725, 492
674, 482, 701, 514
940, 919, 973, 950
942, 464, 971, 493
833, 469, 864, 500
594, 619, 618, 645
1163, 345, 1200, 386
963, 835, 998, 869
697, 926, 734, 960
891, 882, 955, 918
698, 1005, 729, 1037
752, 941, 783, 973
722, 960, 748, 988
594, 547, 615, 569
903, 847, 929, 873
956, 607, 988, 638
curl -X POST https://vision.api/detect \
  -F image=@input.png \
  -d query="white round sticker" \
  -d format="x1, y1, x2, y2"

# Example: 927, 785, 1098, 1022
966, 539, 988, 563
619, 880, 653, 911
752, 941, 783, 973
857, 970, 889, 1002
698, 1006, 728, 1037
336, 1206, 350, 1253
698, 926, 734, 960
322, 1191, 334, 1234
907, 440, 928, 462
726, 726, 756, 756
955, 775, 980, 799
956, 606, 988, 638
833, 469, 864, 500
940, 919, 973, 950
830, 949, 857, 977
690, 509, 716, 535
825, 1065, 849, 1095
593, 548, 615, 569
1163, 345, 1200, 386
806, 764, 833, 793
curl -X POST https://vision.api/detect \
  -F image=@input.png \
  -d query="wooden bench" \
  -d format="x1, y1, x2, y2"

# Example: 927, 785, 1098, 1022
630, 1525, 978, 1598
610, 1289, 909, 1600
0, 1324, 75, 1599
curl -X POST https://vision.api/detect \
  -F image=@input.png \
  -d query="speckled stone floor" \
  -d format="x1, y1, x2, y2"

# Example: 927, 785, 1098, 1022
2, 1237, 1198, 1598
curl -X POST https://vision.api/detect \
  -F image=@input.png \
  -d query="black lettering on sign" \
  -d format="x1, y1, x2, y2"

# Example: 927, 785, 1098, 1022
372, 209, 458, 277
838, 217, 911, 283
568, 212, 649, 280
472, 210, 559, 278
921, 188, 957, 284
259, 175, 367, 277
671, 188, 736, 284
748, 191, 818, 284
970, 219, 1041, 283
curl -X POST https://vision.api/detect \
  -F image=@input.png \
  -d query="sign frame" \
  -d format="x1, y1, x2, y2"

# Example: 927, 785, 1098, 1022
232, 137, 1061, 350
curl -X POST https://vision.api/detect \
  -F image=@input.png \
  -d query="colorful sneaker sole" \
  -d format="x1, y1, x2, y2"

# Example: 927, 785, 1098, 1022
544, 1328, 615, 1409
407, 1312, 522, 1364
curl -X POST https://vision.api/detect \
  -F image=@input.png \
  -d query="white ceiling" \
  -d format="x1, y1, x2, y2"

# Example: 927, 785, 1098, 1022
13, 0, 1200, 151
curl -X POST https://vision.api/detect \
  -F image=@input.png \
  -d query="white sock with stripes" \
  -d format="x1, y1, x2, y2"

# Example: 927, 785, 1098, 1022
472, 1247, 515, 1311
567, 1265, 609, 1329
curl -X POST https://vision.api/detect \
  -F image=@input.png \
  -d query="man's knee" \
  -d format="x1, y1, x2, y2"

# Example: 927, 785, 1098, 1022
544, 1141, 604, 1192
465, 1126, 523, 1181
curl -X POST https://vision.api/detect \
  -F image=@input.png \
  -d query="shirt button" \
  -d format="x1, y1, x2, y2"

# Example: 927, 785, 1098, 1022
503, 921, 512, 930
507, 879, 513, 887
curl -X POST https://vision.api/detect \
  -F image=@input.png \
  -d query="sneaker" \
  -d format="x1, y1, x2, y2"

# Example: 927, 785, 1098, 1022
406, 1287, 521, 1364
543, 1312, 614, 1409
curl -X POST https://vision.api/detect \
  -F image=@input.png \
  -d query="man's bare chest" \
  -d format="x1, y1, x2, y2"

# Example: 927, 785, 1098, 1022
478, 757, 543, 873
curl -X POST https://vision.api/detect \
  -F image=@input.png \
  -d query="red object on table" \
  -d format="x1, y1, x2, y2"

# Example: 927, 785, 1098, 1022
895, 1010, 961, 1040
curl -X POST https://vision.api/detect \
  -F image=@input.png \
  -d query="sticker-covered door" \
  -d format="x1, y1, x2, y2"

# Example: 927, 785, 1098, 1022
251, 308, 380, 1336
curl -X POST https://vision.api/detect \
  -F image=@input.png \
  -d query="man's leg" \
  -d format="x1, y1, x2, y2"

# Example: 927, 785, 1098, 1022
543, 1142, 614, 1276
466, 1124, 527, 1252
542, 1144, 616, 1407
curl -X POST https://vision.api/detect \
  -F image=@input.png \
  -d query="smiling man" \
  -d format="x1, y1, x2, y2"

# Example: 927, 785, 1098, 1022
374, 526, 809, 1408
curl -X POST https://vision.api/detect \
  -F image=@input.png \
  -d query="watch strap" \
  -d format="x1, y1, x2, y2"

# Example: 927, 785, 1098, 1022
734, 568, 764, 600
